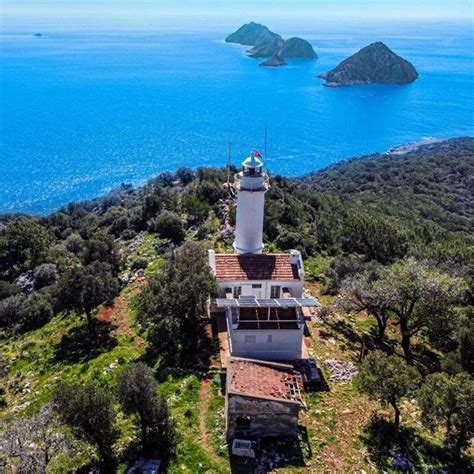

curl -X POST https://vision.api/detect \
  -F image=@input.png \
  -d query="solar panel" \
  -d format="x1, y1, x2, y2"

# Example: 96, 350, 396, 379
258, 299, 277, 305
215, 297, 320, 308
239, 295, 257, 302
238, 301, 261, 307
215, 299, 238, 307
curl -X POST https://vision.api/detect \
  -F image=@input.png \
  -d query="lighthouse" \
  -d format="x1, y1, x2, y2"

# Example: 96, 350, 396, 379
233, 151, 269, 254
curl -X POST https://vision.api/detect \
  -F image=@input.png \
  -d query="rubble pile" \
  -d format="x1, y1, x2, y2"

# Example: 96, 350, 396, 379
256, 447, 289, 472
324, 359, 358, 382
128, 234, 144, 252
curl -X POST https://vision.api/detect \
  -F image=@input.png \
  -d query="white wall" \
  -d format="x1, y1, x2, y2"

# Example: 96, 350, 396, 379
217, 279, 304, 299
234, 188, 266, 254
227, 312, 304, 361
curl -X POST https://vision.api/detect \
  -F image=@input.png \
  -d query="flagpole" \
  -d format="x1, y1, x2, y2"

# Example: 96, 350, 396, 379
264, 123, 267, 159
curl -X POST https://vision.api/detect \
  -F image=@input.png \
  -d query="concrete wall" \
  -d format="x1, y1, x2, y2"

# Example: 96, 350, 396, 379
226, 394, 300, 440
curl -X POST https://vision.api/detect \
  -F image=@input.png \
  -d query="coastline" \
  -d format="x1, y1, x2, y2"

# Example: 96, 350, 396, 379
1, 135, 471, 219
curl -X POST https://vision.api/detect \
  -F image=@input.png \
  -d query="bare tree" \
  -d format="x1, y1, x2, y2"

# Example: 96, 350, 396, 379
0, 403, 77, 472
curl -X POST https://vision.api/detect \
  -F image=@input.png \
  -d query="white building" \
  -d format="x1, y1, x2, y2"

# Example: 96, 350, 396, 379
209, 151, 318, 362
208, 250, 305, 299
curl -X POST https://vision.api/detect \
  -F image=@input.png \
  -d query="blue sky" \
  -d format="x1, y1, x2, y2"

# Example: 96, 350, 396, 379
2, 1, 473, 30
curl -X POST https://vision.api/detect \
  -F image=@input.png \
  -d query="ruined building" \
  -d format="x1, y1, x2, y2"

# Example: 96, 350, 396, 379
226, 357, 305, 440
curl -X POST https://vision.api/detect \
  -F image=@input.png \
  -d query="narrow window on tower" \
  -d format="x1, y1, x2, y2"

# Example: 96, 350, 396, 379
270, 285, 281, 298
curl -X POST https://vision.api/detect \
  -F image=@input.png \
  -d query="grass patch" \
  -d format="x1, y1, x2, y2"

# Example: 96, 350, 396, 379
158, 374, 228, 473
206, 377, 227, 459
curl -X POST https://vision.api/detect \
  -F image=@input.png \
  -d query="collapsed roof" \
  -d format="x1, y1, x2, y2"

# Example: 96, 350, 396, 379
227, 357, 305, 405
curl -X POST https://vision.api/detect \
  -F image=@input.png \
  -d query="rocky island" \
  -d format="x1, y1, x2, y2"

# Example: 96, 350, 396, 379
259, 53, 287, 67
319, 42, 418, 87
225, 22, 317, 67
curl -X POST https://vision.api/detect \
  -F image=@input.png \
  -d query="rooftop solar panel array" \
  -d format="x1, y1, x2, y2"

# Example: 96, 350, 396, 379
215, 296, 320, 308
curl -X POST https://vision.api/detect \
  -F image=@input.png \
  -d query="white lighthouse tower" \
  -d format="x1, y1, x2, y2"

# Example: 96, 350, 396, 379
233, 151, 269, 254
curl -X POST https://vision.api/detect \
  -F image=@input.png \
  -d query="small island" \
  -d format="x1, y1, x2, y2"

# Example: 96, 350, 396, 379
225, 22, 317, 67
318, 42, 418, 87
259, 53, 287, 67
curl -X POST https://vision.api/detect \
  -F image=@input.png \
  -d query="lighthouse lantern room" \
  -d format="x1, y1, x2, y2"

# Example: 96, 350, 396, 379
233, 150, 269, 255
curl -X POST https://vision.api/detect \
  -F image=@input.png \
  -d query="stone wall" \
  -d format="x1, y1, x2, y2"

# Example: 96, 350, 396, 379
226, 394, 300, 440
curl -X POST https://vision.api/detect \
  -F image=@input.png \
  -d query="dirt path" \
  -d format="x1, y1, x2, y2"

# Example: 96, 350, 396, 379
97, 281, 146, 350
199, 378, 213, 452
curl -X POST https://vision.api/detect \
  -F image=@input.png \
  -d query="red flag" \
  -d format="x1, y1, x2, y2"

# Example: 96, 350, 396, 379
253, 150, 262, 158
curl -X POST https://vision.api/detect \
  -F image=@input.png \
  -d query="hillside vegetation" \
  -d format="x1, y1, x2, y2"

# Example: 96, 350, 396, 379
0, 138, 473, 472
301, 137, 473, 234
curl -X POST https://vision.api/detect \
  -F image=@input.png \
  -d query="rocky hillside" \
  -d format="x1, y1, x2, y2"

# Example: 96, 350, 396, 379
319, 41, 418, 86
1, 139, 473, 472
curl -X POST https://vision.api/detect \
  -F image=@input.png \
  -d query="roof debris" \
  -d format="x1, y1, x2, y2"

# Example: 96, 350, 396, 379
324, 359, 358, 382
227, 357, 305, 405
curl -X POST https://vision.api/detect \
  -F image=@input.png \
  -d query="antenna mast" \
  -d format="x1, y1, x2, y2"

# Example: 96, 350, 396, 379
226, 141, 232, 187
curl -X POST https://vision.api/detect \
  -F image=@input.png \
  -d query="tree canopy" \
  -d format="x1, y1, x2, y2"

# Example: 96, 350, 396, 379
52, 381, 117, 469
418, 372, 474, 458
117, 362, 178, 460
137, 241, 217, 365
357, 352, 420, 428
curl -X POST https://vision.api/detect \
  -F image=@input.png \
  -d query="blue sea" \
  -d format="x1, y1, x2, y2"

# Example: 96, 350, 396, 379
1, 21, 473, 214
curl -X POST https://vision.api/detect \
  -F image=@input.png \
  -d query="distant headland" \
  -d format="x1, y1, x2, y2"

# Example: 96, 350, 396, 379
319, 42, 418, 87
225, 22, 317, 67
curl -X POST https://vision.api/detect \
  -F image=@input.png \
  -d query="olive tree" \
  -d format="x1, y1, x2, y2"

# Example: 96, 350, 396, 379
137, 241, 217, 365
418, 372, 474, 459
118, 363, 177, 459
58, 261, 119, 328
52, 381, 117, 468
153, 211, 185, 244
345, 258, 465, 362
357, 352, 420, 429
340, 270, 390, 342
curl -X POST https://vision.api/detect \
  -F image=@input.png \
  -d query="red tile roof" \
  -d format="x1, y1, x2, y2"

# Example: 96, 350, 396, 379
227, 357, 304, 405
214, 253, 299, 281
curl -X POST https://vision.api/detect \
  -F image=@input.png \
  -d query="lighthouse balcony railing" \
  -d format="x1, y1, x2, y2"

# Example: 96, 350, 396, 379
234, 173, 270, 192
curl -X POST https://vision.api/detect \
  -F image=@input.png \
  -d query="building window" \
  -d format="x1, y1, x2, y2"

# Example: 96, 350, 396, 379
233, 286, 242, 298
252, 284, 262, 289
244, 335, 256, 344
270, 285, 281, 298
267, 335, 273, 343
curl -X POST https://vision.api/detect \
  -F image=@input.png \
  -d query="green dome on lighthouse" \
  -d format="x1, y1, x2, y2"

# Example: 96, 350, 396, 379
242, 150, 263, 169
